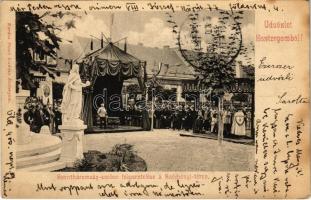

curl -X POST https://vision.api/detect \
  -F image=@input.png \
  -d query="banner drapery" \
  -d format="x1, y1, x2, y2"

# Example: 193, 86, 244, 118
79, 43, 147, 131
95, 59, 141, 78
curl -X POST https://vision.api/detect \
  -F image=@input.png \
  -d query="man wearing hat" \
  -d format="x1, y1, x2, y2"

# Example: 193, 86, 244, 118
97, 103, 107, 129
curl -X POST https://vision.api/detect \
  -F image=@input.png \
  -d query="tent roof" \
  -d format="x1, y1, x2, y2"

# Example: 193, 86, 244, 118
85, 42, 140, 64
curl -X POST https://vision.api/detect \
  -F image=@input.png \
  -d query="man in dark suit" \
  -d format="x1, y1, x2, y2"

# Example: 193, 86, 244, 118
24, 105, 44, 133
53, 107, 62, 133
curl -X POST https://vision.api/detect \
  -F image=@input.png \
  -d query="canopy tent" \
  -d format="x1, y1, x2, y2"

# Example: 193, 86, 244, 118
80, 42, 148, 131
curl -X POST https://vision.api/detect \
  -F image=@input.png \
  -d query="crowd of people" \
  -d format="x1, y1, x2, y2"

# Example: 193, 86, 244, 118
23, 96, 251, 138
104, 102, 251, 137
149, 103, 250, 137
23, 97, 62, 134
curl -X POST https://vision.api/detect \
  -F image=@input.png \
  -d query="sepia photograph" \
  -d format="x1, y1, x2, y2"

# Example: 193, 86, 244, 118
1, 0, 310, 198
15, 10, 255, 172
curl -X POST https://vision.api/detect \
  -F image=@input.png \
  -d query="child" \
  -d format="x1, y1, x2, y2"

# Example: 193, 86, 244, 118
97, 103, 107, 128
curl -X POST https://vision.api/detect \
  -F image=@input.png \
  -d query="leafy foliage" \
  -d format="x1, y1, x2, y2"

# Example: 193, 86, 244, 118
167, 10, 253, 90
16, 12, 78, 90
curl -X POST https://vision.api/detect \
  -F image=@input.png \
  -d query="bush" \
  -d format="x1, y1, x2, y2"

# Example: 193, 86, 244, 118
61, 144, 147, 172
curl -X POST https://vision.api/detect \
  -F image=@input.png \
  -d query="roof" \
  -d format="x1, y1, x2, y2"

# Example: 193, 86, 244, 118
55, 38, 254, 81
55, 36, 196, 79
125, 44, 195, 80
86, 43, 140, 64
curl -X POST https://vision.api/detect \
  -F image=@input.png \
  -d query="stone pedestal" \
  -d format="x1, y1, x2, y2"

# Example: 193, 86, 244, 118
17, 125, 33, 145
40, 126, 51, 135
59, 120, 86, 167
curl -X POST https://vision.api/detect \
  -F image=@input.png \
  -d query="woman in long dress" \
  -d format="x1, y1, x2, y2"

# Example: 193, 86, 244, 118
61, 64, 90, 123
231, 109, 246, 136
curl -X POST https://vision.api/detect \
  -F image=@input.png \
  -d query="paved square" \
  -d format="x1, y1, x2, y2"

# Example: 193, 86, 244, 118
84, 129, 254, 171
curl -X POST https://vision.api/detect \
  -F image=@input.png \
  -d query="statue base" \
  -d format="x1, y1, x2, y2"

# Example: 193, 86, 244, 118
59, 120, 86, 167
40, 125, 51, 135
17, 124, 33, 145
16, 89, 33, 145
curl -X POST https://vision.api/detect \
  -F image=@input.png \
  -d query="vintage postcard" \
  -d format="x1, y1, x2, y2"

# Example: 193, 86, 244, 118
0, 0, 310, 198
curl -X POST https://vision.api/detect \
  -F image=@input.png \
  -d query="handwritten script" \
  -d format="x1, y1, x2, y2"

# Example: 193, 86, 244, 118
9, 2, 284, 13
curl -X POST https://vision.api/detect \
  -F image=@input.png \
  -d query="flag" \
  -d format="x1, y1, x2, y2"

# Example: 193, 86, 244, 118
124, 38, 127, 53
158, 62, 162, 74
101, 33, 104, 48
110, 13, 115, 40
111, 13, 114, 27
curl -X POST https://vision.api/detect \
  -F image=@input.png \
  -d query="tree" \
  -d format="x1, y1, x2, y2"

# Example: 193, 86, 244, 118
167, 9, 251, 142
16, 11, 80, 90
176, 10, 243, 88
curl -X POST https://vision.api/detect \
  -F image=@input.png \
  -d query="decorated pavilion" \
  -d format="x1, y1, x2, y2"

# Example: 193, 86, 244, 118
79, 42, 148, 131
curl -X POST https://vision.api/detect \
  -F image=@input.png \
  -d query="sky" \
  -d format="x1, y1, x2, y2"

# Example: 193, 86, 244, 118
39, 11, 255, 65
43, 11, 255, 49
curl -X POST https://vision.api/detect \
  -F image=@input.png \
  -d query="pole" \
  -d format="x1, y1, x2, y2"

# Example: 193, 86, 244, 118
109, 13, 114, 42
217, 95, 224, 144
151, 91, 154, 131
125, 92, 128, 111
145, 85, 148, 106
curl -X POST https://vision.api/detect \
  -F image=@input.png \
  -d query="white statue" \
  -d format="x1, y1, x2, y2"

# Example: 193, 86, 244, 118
61, 64, 90, 125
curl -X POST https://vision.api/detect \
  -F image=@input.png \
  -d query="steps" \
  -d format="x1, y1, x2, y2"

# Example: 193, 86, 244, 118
19, 161, 66, 172
17, 134, 62, 158
17, 134, 65, 171
17, 148, 61, 169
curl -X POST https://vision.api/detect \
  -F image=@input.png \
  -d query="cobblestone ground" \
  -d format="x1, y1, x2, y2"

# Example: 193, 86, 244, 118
84, 129, 254, 171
